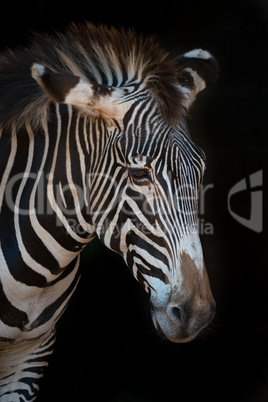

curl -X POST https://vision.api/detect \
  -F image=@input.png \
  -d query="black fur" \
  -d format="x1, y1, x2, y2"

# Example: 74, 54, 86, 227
0, 22, 184, 130
176, 55, 219, 87
37, 67, 80, 103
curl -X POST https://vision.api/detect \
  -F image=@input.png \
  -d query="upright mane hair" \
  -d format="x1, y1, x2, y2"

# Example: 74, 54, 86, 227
0, 22, 182, 131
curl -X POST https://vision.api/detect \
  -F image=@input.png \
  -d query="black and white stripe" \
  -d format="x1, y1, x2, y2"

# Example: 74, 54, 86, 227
0, 22, 217, 400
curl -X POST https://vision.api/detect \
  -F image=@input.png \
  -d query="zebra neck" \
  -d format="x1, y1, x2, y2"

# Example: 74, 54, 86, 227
0, 108, 98, 277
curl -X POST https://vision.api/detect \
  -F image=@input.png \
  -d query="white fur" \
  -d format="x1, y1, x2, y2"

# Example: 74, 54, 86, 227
31, 63, 45, 79
184, 49, 212, 60
64, 79, 131, 121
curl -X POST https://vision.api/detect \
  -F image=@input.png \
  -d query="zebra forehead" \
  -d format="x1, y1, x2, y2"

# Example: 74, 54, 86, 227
0, 22, 182, 131
123, 123, 205, 168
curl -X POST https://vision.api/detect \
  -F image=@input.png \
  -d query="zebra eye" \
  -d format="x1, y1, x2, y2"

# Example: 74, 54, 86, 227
129, 168, 151, 184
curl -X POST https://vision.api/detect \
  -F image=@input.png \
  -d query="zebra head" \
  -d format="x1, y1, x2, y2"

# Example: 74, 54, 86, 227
32, 48, 217, 343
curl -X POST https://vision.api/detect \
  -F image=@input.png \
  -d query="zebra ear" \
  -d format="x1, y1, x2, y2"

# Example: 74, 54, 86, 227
175, 49, 218, 109
31, 63, 129, 120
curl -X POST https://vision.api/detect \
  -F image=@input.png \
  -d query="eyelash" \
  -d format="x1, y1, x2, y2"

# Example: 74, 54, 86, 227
128, 168, 152, 184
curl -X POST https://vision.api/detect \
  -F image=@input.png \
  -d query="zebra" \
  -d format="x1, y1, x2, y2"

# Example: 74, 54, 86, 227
0, 22, 217, 400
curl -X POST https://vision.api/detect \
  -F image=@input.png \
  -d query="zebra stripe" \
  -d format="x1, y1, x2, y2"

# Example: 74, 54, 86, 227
0, 106, 93, 399
0, 330, 56, 401
0, 22, 217, 399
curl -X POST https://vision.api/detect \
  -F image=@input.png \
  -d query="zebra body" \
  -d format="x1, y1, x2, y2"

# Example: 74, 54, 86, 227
0, 23, 217, 400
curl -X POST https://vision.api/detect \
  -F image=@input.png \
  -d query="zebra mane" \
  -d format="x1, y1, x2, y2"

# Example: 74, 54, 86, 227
0, 22, 182, 131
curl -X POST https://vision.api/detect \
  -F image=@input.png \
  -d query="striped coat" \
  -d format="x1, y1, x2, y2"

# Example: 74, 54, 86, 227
0, 22, 217, 400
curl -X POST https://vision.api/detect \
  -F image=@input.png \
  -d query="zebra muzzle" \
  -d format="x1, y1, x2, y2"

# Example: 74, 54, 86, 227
150, 254, 216, 343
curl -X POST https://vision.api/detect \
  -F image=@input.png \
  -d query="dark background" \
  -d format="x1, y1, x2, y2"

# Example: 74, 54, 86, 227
1, 0, 267, 401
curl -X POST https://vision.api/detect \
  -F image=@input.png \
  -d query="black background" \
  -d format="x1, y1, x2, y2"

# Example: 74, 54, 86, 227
0, 0, 267, 401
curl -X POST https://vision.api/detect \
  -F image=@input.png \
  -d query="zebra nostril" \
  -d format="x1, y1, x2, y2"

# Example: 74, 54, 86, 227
170, 306, 187, 326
